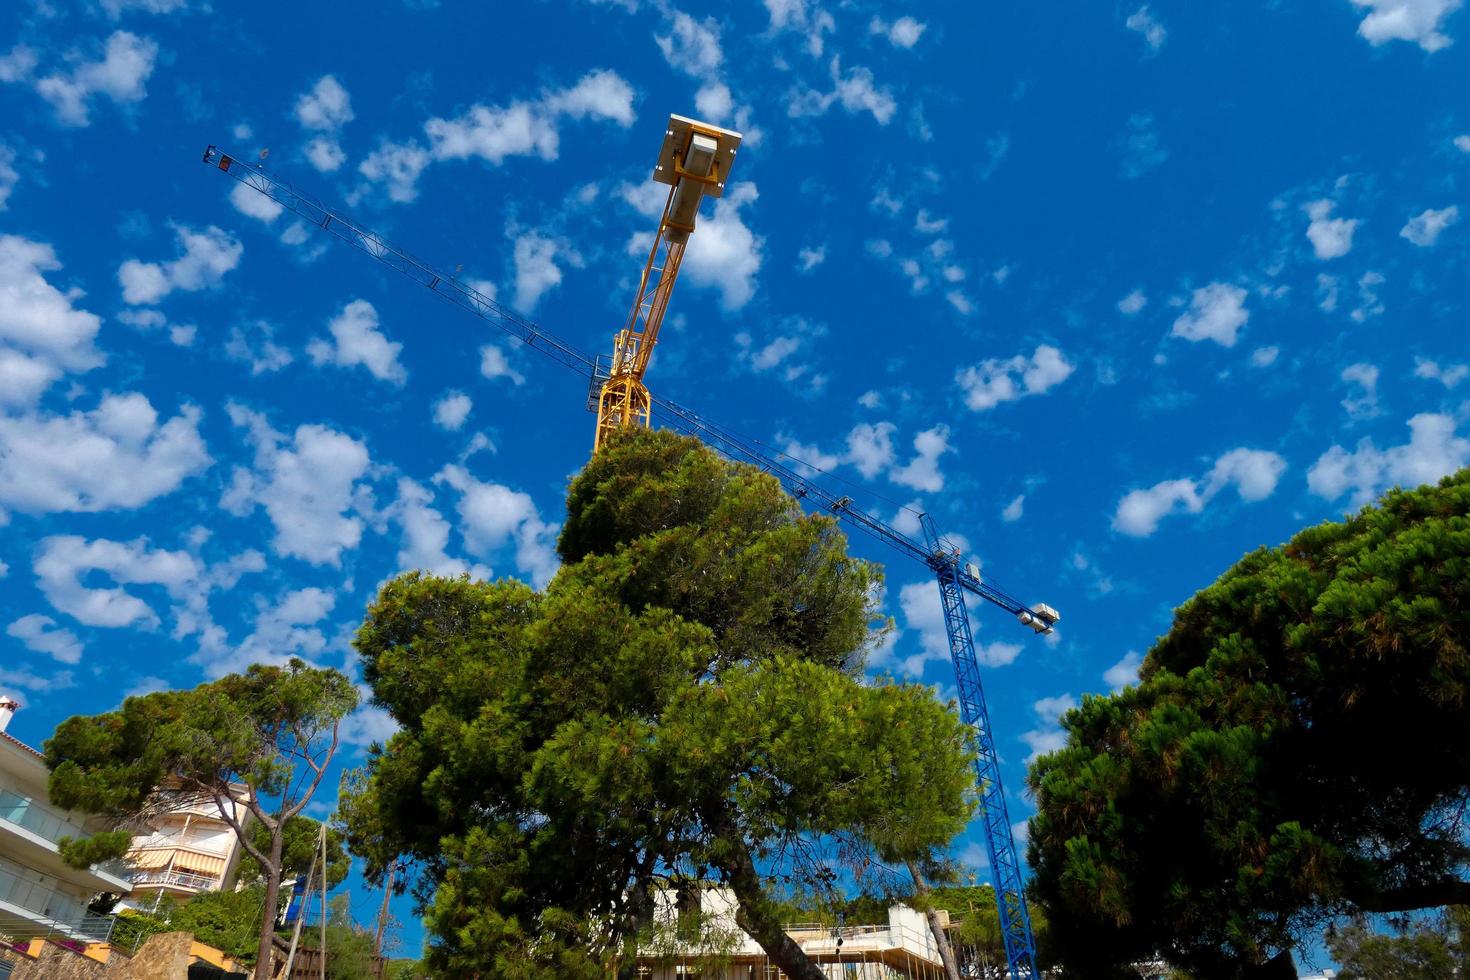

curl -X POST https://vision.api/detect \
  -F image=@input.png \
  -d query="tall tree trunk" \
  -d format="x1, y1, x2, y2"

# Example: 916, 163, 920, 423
714, 833, 827, 980
906, 860, 963, 980
254, 826, 286, 980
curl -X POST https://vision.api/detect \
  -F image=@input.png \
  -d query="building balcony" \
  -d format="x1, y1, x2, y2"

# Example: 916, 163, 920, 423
128, 868, 219, 893
0, 856, 115, 943
0, 792, 130, 896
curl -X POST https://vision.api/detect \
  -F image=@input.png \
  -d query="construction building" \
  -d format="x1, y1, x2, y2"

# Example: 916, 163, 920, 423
633, 886, 951, 979
0, 697, 133, 944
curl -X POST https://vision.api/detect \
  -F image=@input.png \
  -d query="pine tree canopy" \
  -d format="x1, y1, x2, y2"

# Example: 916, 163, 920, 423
1027, 469, 1470, 978
341, 429, 979, 979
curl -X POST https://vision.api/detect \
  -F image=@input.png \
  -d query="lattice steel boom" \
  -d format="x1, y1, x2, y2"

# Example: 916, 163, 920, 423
204, 144, 1057, 979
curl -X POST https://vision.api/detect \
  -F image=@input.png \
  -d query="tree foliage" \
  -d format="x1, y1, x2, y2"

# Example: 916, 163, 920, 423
1028, 470, 1470, 977
45, 659, 358, 980
1325, 907, 1470, 978
235, 814, 350, 892
342, 429, 977, 979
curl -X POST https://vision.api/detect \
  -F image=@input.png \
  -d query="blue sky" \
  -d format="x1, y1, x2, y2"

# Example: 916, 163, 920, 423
1, 0, 1468, 966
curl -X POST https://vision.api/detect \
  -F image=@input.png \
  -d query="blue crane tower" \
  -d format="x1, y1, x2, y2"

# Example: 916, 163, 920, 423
202, 146, 1060, 978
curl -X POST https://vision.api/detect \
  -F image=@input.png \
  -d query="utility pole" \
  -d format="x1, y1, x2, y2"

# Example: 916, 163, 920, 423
319, 825, 329, 980
374, 860, 398, 956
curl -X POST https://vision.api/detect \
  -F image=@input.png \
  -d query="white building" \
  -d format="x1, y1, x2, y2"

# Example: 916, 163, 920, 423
119, 782, 252, 911
634, 885, 951, 979
0, 696, 133, 942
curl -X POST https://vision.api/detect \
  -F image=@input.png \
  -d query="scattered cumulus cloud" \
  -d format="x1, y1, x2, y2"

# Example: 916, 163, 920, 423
1022, 694, 1077, 762
763, 0, 836, 57
224, 321, 292, 375
1117, 289, 1147, 315
388, 477, 490, 579
432, 391, 472, 430
1002, 495, 1025, 522
0, 144, 18, 211
221, 404, 372, 566
956, 344, 1075, 411
512, 230, 574, 311
1113, 447, 1286, 536
1347, 0, 1461, 51
1171, 282, 1249, 347
1118, 113, 1167, 178
870, 15, 926, 48
1104, 651, 1143, 691
1414, 357, 1468, 388
676, 183, 764, 309
307, 299, 406, 385
0, 394, 209, 516
294, 74, 354, 131
437, 465, 558, 587
1400, 205, 1460, 246
479, 343, 525, 386
1125, 6, 1167, 50
1340, 362, 1380, 419
228, 181, 284, 223
0, 235, 104, 405
788, 58, 897, 125
1304, 199, 1359, 259
33, 31, 158, 126
890, 425, 953, 493
34, 535, 199, 629
1308, 413, 1470, 506
119, 224, 243, 305
7, 615, 83, 665
1251, 346, 1280, 367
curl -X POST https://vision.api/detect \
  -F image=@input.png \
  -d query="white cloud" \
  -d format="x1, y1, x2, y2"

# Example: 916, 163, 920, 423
224, 320, 293, 375
734, 317, 824, 385
221, 404, 371, 566
656, 11, 722, 75
357, 140, 431, 204
956, 344, 1075, 411
788, 58, 897, 125
7, 615, 83, 665
0, 144, 18, 211
388, 477, 490, 579
304, 136, 346, 173
1002, 495, 1025, 522
512, 231, 572, 311
1170, 282, 1249, 347
0, 394, 209, 515
1456, 134, 1470, 153
679, 182, 764, 309
479, 343, 525, 385
0, 46, 38, 83
763, 0, 836, 55
1351, 270, 1386, 323
1117, 289, 1147, 315
1400, 205, 1460, 246
200, 586, 337, 677
307, 299, 406, 384
1104, 651, 1143, 691
1251, 346, 1280, 367
419, 69, 635, 184
437, 465, 559, 587
1414, 357, 1468, 388
1348, 0, 1462, 51
797, 244, 826, 273
1340, 362, 1380, 419
433, 391, 472, 430
1125, 6, 1167, 49
1308, 412, 1470, 506
34, 31, 157, 126
1114, 447, 1285, 536
0, 235, 103, 403
890, 425, 952, 493
869, 15, 926, 48
1118, 113, 1167, 178
228, 181, 283, 223
1304, 199, 1359, 260
844, 422, 896, 478
34, 535, 199, 629
101, 0, 188, 16
1022, 694, 1077, 762
119, 224, 242, 305
294, 75, 354, 131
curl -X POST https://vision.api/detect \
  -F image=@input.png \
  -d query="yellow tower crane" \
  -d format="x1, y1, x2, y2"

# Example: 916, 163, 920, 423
591, 114, 742, 450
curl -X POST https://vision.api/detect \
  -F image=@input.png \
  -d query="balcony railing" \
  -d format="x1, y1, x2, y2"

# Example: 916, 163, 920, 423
0, 791, 89, 848
0, 858, 101, 938
128, 868, 218, 892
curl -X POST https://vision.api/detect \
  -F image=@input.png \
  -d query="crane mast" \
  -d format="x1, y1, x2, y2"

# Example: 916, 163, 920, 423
592, 115, 741, 450
202, 137, 1057, 979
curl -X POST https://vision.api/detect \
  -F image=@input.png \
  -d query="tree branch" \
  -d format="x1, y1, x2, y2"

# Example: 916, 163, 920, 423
283, 720, 341, 822
1348, 877, 1470, 913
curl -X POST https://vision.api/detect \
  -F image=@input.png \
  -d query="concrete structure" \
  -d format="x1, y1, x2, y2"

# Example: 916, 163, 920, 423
633, 886, 950, 979
119, 784, 252, 911
0, 697, 132, 944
